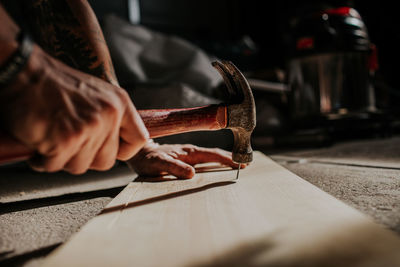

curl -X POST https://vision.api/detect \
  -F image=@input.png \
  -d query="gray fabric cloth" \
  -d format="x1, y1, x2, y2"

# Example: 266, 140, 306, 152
129, 83, 219, 109
102, 14, 233, 148
103, 14, 222, 98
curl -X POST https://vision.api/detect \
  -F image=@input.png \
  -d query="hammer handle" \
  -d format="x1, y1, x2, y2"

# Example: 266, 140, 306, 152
0, 105, 227, 164
140, 105, 227, 138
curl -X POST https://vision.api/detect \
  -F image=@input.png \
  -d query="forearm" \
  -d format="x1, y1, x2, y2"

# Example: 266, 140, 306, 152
0, 3, 149, 174
0, 37, 148, 173
0, 4, 41, 110
21, 0, 118, 85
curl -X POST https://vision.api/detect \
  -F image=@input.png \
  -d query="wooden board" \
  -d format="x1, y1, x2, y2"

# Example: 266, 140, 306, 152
41, 152, 400, 267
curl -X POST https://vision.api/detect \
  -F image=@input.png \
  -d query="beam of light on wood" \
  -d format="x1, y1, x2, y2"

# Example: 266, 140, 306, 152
41, 152, 400, 267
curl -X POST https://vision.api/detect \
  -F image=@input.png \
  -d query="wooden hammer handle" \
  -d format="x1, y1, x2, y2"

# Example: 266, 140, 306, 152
0, 104, 227, 164
140, 105, 227, 138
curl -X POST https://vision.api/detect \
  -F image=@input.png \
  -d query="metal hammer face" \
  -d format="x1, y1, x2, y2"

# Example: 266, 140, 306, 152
212, 61, 256, 164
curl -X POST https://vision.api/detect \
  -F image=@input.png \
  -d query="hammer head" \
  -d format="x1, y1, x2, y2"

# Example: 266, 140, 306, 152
212, 61, 256, 164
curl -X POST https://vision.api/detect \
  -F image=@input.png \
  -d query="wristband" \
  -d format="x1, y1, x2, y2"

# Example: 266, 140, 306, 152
0, 32, 34, 88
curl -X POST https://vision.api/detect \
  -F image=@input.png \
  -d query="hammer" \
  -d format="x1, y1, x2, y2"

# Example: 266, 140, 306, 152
0, 61, 256, 170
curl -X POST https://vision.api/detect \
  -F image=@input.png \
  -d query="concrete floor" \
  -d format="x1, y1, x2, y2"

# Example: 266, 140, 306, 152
1, 136, 400, 266
270, 137, 400, 234
0, 197, 112, 266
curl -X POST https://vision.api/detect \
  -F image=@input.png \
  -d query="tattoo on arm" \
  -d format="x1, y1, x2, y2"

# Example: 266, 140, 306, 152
22, 0, 118, 84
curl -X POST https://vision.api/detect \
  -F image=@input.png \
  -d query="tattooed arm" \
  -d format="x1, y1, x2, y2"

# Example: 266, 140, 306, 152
22, 0, 118, 85
0, 3, 148, 174
2, 1, 239, 177
20, 0, 240, 178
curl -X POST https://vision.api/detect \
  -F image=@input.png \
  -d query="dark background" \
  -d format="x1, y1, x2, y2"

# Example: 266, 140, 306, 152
89, 0, 400, 114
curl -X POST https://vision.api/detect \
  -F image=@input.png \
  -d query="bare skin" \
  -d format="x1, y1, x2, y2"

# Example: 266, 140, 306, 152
128, 141, 242, 179
0, 1, 240, 177
21, 0, 119, 85
0, 4, 148, 174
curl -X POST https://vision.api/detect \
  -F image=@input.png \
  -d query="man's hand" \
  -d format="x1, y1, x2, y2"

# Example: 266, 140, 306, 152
0, 45, 149, 174
127, 140, 243, 179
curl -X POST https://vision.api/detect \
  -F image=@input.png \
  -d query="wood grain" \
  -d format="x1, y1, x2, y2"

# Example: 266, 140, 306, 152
41, 152, 400, 267
138, 105, 227, 138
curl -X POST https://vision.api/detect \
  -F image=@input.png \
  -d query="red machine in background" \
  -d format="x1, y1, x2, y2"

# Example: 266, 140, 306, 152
287, 7, 378, 122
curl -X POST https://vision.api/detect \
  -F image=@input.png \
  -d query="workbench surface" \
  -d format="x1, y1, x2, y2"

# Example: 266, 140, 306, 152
1, 136, 400, 266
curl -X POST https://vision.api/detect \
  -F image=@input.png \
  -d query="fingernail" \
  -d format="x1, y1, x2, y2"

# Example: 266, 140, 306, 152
31, 165, 45, 172
29, 155, 45, 172
181, 167, 195, 179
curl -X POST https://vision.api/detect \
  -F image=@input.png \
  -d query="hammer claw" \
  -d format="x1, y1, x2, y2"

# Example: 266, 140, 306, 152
212, 61, 243, 102
212, 61, 256, 164
0, 61, 256, 166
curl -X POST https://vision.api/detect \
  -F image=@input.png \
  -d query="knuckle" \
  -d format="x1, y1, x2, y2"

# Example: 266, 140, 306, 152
19, 117, 48, 144
42, 158, 64, 173
104, 102, 119, 116
44, 164, 63, 173
131, 132, 148, 150
132, 138, 148, 155
138, 134, 148, 145
117, 89, 130, 103
48, 134, 80, 156
183, 144, 197, 153
87, 113, 102, 128
104, 158, 116, 169
118, 132, 149, 161
94, 158, 115, 171
70, 121, 85, 137
61, 131, 80, 145
98, 103, 121, 127
68, 167, 87, 175
64, 160, 89, 175
37, 142, 57, 155
55, 119, 85, 146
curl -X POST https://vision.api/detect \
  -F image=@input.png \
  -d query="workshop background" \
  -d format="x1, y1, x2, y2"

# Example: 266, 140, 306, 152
89, 0, 400, 148
1, 0, 400, 266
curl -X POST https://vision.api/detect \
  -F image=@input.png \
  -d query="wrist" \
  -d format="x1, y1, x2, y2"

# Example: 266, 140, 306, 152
0, 40, 18, 64
0, 32, 35, 89
0, 43, 47, 132
0, 43, 45, 96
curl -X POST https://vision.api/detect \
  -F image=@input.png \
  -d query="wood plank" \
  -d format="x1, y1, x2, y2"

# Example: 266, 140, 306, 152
41, 152, 400, 267
274, 160, 400, 233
